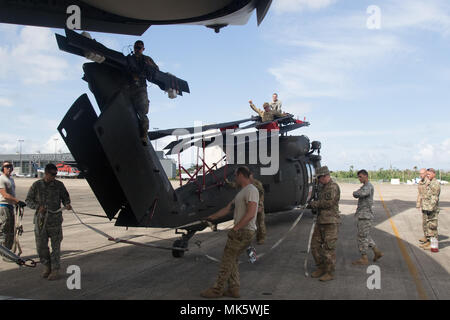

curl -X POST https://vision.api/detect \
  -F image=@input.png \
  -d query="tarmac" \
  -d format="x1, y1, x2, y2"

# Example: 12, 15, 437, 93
0, 178, 449, 300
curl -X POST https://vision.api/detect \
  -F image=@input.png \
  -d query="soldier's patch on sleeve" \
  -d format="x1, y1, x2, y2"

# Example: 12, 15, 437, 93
325, 192, 332, 200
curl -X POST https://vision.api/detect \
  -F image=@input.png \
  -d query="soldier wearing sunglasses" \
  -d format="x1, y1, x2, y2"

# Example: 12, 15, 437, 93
0, 161, 25, 257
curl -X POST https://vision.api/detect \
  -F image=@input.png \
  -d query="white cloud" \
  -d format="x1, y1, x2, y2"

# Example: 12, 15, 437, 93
269, 34, 408, 100
0, 97, 13, 107
383, 0, 450, 36
0, 26, 71, 85
273, 0, 337, 13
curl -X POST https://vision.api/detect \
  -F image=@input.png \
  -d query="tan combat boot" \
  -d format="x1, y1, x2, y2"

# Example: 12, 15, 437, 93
41, 265, 51, 279
319, 273, 334, 282
352, 254, 369, 265
419, 240, 430, 249
200, 287, 223, 299
421, 242, 431, 250
373, 247, 384, 262
311, 266, 326, 278
418, 237, 428, 243
223, 287, 240, 298
47, 269, 59, 281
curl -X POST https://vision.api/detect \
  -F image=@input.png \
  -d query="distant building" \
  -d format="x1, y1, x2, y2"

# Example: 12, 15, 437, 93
0, 152, 177, 179
156, 151, 177, 179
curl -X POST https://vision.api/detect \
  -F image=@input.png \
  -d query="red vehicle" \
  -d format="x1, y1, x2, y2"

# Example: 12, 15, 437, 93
55, 162, 80, 178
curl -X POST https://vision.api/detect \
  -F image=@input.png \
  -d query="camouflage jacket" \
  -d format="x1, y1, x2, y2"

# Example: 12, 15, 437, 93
25, 179, 71, 213
416, 178, 428, 208
422, 178, 440, 212
310, 179, 341, 224
250, 103, 284, 122
252, 179, 265, 209
269, 100, 282, 112
127, 53, 159, 87
353, 182, 374, 220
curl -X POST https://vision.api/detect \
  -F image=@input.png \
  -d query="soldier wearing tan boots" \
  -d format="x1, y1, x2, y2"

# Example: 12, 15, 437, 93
308, 166, 341, 282
352, 169, 383, 266
416, 168, 429, 244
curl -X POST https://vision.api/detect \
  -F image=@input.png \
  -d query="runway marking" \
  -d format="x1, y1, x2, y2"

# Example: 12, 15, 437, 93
377, 188, 428, 300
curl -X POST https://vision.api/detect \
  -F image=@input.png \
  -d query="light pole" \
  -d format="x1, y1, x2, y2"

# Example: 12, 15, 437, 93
36, 151, 41, 168
153, 127, 159, 151
18, 139, 24, 175
54, 138, 59, 162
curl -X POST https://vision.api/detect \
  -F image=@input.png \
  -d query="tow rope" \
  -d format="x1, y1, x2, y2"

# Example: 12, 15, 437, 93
0, 243, 36, 268
0, 204, 37, 267
304, 214, 317, 277
69, 208, 187, 252
12, 204, 25, 256
196, 208, 305, 264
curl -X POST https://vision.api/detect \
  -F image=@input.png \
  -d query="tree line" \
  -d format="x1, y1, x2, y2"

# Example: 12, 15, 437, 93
332, 166, 450, 182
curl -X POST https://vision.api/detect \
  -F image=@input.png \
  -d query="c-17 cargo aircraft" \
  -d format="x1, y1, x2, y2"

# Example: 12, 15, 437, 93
0, 0, 272, 34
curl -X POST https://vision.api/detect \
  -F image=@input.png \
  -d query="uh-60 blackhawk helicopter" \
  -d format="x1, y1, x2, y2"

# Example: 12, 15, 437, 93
55, 29, 322, 258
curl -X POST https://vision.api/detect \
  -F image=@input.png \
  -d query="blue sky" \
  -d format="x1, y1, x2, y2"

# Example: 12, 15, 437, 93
0, 0, 449, 170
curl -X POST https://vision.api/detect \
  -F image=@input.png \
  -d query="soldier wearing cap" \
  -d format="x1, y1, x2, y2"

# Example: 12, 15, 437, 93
126, 40, 159, 146
308, 166, 341, 281
420, 168, 440, 250
351, 169, 383, 265
416, 168, 429, 244
0, 161, 25, 256
249, 100, 285, 122
26, 163, 72, 280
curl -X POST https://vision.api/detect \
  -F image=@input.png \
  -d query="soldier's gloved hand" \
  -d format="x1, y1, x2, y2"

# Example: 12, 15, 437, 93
64, 204, 72, 211
17, 201, 26, 208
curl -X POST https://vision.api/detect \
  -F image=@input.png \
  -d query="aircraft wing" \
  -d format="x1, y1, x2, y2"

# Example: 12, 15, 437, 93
0, 0, 273, 35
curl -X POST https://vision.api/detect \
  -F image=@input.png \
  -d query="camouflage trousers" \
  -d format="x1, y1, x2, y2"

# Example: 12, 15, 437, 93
311, 223, 339, 274
357, 219, 376, 255
422, 210, 438, 238
130, 86, 150, 139
213, 229, 255, 292
34, 212, 63, 270
422, 212, 427, 237
256, 209, 266, 242
0, 206, 14, 250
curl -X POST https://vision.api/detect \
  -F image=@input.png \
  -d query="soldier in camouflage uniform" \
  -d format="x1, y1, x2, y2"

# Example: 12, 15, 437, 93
269, 93, 282, 112
249, 100, 285, 122
26, 164, 71, 280
250, 174, 266, 245
352, 170, 383, 265
126, 40, 159, 146
308, 166, 341, 282
200, 166, 259, 299
420, 168, 441, 250
416, 168, 429, 243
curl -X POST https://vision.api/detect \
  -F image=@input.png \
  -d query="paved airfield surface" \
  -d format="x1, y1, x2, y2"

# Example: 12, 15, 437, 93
0, 178, 449, 300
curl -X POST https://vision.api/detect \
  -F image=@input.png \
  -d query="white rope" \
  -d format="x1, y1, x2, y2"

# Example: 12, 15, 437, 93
198, 209, 305, 264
